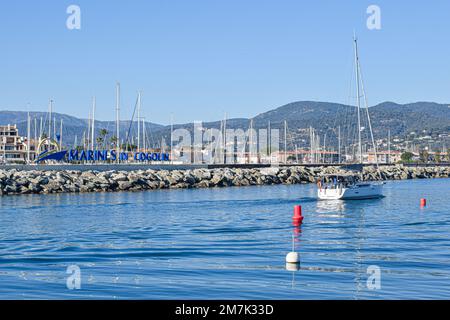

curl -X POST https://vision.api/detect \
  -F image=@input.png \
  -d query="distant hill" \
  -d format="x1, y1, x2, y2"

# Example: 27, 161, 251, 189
0, 111, 164, 148
148, 101, 450, 149
1, 101, 449, 150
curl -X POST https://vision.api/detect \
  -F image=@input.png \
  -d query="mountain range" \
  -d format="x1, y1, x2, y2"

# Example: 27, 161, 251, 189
1, 101, 449, 150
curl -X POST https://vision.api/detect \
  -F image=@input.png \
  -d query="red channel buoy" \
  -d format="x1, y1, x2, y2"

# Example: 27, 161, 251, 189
293, 205, 304, 225
420, 198, 427, 207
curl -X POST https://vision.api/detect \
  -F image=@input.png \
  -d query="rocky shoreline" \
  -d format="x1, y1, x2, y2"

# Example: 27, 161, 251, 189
1, 165, 449, 196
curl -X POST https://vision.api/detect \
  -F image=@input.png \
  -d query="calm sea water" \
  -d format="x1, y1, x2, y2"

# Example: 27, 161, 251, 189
0, 178, 449, 299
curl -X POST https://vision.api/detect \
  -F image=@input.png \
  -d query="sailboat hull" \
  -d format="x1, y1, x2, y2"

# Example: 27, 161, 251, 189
318, 183, 383, 200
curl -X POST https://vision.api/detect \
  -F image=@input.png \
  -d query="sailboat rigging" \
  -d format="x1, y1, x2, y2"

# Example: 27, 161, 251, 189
317, 36, 384, 200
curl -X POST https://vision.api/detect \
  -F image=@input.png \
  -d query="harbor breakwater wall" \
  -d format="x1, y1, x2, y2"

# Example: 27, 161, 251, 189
1, 165, 450, 196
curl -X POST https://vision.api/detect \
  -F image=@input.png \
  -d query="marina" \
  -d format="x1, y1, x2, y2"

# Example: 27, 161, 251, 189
1, 1, 450, 306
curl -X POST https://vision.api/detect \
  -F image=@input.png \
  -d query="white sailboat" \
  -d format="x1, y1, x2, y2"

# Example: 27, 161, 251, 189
317, 173, 383, 200
317, 36, 383, 200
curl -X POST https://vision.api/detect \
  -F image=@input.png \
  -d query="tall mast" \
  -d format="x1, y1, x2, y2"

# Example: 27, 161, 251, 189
388, 129, 391, 164
284, 120, 287, 164
48, 99, 53, 141
142, 117, 146, 152
87, 111, 91, 149
27, 111, 30, 163
268, 120, 271, 163
116, 82, 120, 161
34, 118, 37, 155
219, 120, 223, 164
53, 117, 56, 145
60, 119, 63, 150
39, 117, 43, 143
170, 114, 174, 162
249, 119, 253, 164
91, 96, 96, 150
338, 125, 341, 164
209, 125, 213, 164
310, 127, 313, 164
137, 91, 141, 152
354, 35, 363, 164
223, 113, 227, 164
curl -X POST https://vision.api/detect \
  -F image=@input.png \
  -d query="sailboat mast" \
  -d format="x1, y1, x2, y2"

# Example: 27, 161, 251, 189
27, 111, 30, 163
310, 127, 313, 164
249, 119, 253, 164
48, 99, 53, 141
60, 119, 63, 150
34, 118, 37, 154
219, 120, 223, 164
39, 117, 43, 144
354, 36, 363, 164
170, 114, 174, 162
268, 121, 271, 163
53, 117, 56, 144
223, 113, 227, 164
137, 91, 141, 152
388, 129, 391, 164
284, 120, 287, 164
87, 111, 91, 149
338, 125, 341, 164
91, 96, 95, 150
116, 82, 120, 161
142, 117, 146, 152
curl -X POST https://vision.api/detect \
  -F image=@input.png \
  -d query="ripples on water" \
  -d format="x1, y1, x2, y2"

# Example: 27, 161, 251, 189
0, 179, 449, 299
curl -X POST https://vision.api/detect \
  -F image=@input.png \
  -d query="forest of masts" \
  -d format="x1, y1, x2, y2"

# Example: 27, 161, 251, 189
21, 83, 395, 165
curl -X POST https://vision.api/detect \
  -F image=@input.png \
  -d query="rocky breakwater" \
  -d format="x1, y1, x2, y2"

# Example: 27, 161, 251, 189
0, 165, 449, 196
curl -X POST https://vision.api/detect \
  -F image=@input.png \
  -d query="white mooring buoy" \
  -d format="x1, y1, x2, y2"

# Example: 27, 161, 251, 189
285, 235, 300, 264
285, 251, 300, 264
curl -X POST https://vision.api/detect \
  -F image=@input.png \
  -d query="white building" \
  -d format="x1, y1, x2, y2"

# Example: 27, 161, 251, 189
0, 124, 35, 164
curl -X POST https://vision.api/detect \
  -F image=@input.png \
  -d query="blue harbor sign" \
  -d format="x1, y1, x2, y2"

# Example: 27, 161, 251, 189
36, 149, 170, 163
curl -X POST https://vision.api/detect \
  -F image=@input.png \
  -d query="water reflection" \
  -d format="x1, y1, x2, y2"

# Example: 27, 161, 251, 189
286, 220, 302, 291
316, 199, 346, 213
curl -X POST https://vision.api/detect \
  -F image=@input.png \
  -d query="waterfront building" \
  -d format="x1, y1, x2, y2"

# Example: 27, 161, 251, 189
366, 151, 402, 164
0, 124, 36, 164
267, 150, 340, 164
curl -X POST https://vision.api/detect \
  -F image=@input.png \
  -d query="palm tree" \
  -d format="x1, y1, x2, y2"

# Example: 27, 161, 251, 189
110, 136, 118, 149
96, 129, 108, 149
96, 137, 104, 149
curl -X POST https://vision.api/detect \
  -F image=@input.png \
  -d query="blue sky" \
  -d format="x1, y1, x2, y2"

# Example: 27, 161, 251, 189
1, 1, 449, 124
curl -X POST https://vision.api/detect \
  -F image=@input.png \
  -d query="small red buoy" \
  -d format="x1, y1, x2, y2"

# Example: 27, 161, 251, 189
293, 205, 304, 225
420, 198, 427, 207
